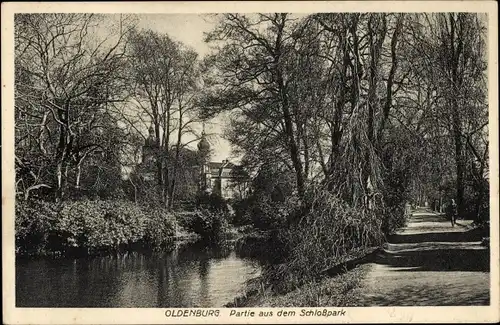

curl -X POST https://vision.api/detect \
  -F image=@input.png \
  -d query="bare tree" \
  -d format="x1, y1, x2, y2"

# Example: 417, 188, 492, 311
15, 14, 135, 201
126, 29, 202, 208
202, 14, 307, 205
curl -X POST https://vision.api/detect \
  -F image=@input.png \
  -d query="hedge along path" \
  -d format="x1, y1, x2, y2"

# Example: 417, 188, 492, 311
350, 208, 490, 306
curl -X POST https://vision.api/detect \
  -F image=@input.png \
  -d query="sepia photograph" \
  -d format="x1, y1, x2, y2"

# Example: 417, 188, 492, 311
2, 1, 499, 324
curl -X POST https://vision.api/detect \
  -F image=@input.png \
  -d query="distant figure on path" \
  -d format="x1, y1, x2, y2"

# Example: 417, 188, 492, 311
446, 198, 458, 227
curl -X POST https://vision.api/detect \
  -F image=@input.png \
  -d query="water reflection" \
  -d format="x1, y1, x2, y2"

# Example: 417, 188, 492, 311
16, 241, 260, 308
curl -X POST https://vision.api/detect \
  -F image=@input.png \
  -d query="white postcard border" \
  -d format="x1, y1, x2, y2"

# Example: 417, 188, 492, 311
2, 1, 498, 324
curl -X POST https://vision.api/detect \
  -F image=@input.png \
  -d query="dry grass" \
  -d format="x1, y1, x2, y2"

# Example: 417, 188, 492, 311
265, 190, 383, 292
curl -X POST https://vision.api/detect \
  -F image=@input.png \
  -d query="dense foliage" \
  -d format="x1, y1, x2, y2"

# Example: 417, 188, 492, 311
15, 200, 177, 256
15, 200, 59, 255
183, 209, 229, 242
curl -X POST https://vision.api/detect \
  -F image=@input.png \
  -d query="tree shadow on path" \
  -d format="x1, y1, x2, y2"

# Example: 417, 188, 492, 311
388, 227, 484, 244
409, 213, 449, 223
381, 217, 489, 272
377, 248, 489, 272
353, 211, 490, 307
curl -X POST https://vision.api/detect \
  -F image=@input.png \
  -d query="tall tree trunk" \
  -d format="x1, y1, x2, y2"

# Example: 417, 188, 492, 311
169, 107, 184, 210
277, 70, 305, 201
55, 161, 63, 201
453, 111, 465, 217
163, 109, 172, 209
55, 121, 68, 201
64, 162, 70, 195
364, 14, 386, 198
326, 25, 349, 190
377, 14, 403, 144
75, 164, 82, 188
129, 178, 138, 203
349, 14, 365, 204
448, 13, 466, 219
273, 15, 305, 203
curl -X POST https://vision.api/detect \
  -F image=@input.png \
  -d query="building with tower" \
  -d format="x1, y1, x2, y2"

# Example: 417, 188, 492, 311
123, 125, 249, 201
197, 131, 249, 200
140, 124, 158, 181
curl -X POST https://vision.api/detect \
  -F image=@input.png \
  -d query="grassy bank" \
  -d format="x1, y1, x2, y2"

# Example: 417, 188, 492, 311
227, 264, 371, 307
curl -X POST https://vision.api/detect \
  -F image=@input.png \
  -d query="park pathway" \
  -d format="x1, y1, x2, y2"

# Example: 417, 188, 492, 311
354, 208, 490, 306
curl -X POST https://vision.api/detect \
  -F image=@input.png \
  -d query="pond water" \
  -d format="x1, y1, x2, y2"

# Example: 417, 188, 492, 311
16, 241, 261, 308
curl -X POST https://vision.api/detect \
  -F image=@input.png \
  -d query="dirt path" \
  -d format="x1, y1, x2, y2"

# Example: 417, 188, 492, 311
353, 209, 490, 306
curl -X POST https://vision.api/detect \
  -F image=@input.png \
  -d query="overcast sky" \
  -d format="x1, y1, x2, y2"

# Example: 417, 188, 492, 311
135, 14, 234, 162
136, 14, 214, 57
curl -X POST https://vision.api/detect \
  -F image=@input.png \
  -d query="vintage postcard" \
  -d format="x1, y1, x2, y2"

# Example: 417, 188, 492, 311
2, 1, 499, 324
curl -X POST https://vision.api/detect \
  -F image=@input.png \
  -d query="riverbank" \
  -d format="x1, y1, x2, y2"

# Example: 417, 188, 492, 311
226, 245, 382, 307
15, 199, 253, 258
226, 264, 371, 307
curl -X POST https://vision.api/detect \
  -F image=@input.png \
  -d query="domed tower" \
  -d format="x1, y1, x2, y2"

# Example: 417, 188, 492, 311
197, 131, 210, 156
197, 131, 212, 193
142, 123, 157, 165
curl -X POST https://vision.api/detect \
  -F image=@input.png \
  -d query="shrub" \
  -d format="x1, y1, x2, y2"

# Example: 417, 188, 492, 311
195, 192, 229, 214
185, 209, 229, 242
15, 199, 179, 256
231, 198, 253, 226
263, 189, 384, 293
143, 208, 177, 247
56, 200, 148, 251
379, 167, 411, 235
15, 200, 60, 255
235, 165, 295, 230
232, 194, 292, 230
380, 203, 408, 236
250, 196, 290, 230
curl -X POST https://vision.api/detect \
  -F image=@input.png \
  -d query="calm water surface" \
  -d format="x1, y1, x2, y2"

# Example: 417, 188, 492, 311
16, 241, 261, 307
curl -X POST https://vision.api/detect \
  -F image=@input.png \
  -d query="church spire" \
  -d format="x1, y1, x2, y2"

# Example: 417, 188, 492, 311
145, 122, 156, 147
198, 121, 211, 193
197, 125, 210, 152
